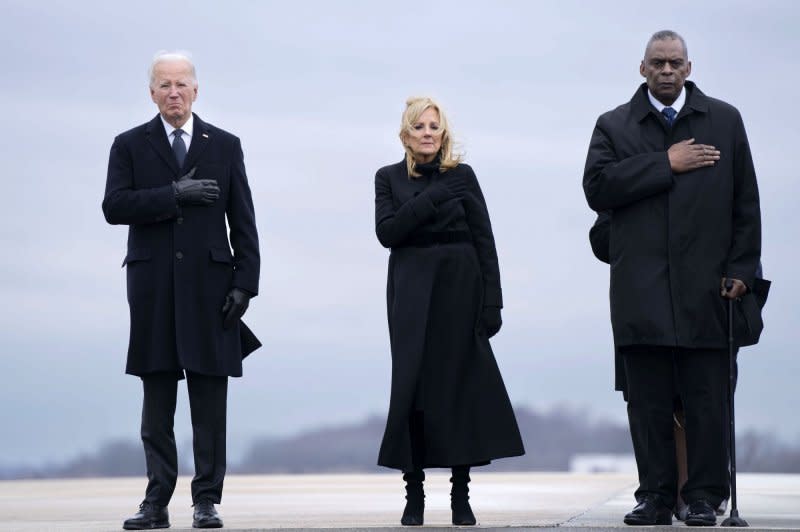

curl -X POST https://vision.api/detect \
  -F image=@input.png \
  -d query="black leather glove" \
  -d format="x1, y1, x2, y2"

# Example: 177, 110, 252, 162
482, 306, 502, 338
222, 287, 251, 329
174, 167, 220, 206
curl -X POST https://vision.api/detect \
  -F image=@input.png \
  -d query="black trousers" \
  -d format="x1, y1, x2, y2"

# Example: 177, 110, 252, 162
622, 346, 729, 509
141, 371, 228, 506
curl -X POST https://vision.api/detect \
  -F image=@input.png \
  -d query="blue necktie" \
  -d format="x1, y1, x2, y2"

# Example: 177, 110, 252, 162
661, 107, 677, 126
172, 129, 186, 168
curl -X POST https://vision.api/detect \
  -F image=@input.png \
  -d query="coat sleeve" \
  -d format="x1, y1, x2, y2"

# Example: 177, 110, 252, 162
583, 119, 674, 211
227, 137, 260, 296
374, 168, 438, 248
589, 211, 611, 264
462, 166, 503, 308
725, 113, 761, 288
102, 136, 179, 225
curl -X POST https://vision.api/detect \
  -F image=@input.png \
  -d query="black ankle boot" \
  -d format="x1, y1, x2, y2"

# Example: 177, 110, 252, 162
401, 469, 425, 526
450, 466, 476, 526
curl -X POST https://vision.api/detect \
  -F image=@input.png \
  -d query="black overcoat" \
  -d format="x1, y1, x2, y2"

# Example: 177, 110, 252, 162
103, 114, 260, 377
374, 159, 524, 471
583, 82, 761, 350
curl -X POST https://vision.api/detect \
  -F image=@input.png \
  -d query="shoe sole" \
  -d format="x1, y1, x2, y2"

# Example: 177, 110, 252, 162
685, 516, 716, 526
192, 521, 223, 529
122, 523, 170, 530
624, 517, 672, 526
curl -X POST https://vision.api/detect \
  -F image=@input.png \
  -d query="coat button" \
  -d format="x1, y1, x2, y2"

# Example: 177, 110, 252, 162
175, 251, 183, 260
176, 217, 184, 224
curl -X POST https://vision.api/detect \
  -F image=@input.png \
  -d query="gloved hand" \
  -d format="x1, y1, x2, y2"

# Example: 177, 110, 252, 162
222, 287, 251, 329
174, 167, 220, 206
424, 180, 454, 205
482, 306, 502, 338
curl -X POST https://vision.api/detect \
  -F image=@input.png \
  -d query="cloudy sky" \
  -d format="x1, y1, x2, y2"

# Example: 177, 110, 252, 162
1, 0, 798, 466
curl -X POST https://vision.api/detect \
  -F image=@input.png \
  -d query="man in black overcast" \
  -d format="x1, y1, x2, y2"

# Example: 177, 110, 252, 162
104, 51, 260, 529
583, 31, 761, 526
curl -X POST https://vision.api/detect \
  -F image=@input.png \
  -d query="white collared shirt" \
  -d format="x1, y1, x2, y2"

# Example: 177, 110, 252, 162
647, 87, 686, 116
160, 113, 194, 151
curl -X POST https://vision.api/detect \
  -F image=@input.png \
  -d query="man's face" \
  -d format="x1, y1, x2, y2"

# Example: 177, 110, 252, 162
640, 38, 691, 106
150, 60, 197, 127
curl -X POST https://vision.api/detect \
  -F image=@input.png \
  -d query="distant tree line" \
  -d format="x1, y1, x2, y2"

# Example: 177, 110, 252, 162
2, 406, 798, 479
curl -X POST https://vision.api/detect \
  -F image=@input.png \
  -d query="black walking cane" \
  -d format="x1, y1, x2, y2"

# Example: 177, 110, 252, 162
721, 279, 748, 527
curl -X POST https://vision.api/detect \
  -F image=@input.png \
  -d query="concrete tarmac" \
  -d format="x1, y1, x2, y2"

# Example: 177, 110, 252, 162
0, 472, 798, 531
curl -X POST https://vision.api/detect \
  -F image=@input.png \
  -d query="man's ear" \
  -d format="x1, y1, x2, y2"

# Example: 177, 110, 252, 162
639, 61, 646, 78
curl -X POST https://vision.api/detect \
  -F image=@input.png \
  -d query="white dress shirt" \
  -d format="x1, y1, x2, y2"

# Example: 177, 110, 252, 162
160, 113, 194, 151
647, 87, 686, 115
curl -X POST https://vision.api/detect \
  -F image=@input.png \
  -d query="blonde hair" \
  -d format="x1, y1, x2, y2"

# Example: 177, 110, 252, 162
399, 96, 463, 177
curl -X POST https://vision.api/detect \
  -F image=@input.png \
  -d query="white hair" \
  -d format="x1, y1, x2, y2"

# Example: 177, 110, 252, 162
148, 50, 197, 88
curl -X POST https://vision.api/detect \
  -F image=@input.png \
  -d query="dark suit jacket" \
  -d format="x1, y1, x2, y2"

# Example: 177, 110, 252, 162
103, 113, 260, 377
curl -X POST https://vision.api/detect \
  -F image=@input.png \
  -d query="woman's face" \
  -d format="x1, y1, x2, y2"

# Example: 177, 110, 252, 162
405, 107, 443, 163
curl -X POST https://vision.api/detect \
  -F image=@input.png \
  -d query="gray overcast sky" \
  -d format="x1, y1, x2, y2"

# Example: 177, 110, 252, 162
1, 0, 798, 466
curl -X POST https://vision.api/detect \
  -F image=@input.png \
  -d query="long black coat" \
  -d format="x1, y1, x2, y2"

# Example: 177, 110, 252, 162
583, 82, 761, 350
103, 114, 260, 377
374, 159, 524, 471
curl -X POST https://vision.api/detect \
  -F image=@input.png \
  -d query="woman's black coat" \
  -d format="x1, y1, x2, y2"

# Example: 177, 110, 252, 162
583, 82, 761, 350
374, 159, 524, 471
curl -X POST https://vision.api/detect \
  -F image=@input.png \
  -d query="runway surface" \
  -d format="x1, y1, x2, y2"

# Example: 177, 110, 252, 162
0, 472, 797, 530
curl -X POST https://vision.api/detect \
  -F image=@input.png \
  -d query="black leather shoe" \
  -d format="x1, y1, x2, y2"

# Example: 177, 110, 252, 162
685, 499, 716, 526
122, 501, 170, 530
192, 499, 223, 529
623, 495, 672, 526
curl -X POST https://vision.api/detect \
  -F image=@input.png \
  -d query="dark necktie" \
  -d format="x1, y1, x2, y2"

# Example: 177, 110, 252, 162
172, 128, 186, 168
661, 107, 677, 126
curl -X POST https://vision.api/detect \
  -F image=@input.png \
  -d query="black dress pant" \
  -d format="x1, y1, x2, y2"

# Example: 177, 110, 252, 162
141, 371, 228, 506
622, 346, 729, 509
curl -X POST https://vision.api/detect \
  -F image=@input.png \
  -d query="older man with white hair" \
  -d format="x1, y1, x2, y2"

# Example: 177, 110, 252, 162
103, 51, 261, 529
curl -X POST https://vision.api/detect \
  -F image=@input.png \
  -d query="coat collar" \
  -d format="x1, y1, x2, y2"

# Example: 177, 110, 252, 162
144, 113, 211, 176
631, 81, 709, 123
184, 113, 210, 172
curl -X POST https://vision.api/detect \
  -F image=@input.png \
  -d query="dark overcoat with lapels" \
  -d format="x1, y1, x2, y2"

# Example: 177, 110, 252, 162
583, 82, 761, 350
103, 113, 260, 377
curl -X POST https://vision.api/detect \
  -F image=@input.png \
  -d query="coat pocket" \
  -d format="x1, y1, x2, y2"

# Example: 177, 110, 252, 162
734, 292, 764, 348
121, 248, 151, 267
209, 247, 233, 264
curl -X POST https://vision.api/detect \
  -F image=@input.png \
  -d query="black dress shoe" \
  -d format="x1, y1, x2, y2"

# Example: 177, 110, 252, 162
623, 495, 672, 526
122, 501, 170, 530
192, 499, 223, 529
685, 499, 716, 526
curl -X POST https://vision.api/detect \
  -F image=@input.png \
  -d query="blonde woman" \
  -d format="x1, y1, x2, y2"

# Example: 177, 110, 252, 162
374, 97, 524, 526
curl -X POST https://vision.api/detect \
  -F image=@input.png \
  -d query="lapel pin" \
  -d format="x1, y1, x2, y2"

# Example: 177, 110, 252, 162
202, 133, 209, 138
